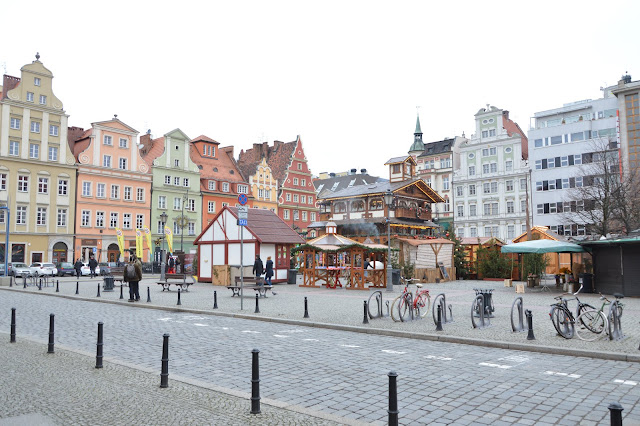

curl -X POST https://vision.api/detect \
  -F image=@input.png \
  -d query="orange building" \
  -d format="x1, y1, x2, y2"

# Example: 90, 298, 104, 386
70, 117, 152, 262
190, 135, 253, 227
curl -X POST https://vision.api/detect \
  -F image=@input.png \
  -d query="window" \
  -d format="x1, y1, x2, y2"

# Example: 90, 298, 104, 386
444, 198, 450, 212
301, 179, 306, 187
283, 209, 290, 220
26, 92, 34, 102
187, 199, 195, 211
469, 204, 477, 216
507, 201, 515, 213
483, 202, 499, 216
18, 175, 29, 192
506, 180, 514, 191
124, 186, 132, 201
470, 227, 477, 237
96, 183, 106, 198
521, 199, 526, 213
490, 163, 497, 173
293, 210, 300, 220
16, 206, 27, 225
208, 181, 216, 190
520, 179, 527, 190
297, 163, 302, 170
36, 207, 47, 225
507, 225, 515, 240
165, 175, 171, 185
123, 214, 131, 229
311, 212, 316, 221
174, 159, 180, 167
29, 143, 39, 159
48, 146, 58, 161
293, 194, 299, 203
482, 182, 497, 194
286, 193, 291, 202
39, 95, 47, 105
457, 205, 464, 217
222, 182, 229, 192
110, 213, 118, 228
482, 147, 497, 156
58, 179, 68, 195
119, 158, 127, 170
103, 155, 112, 168
10, 118, 20, 129
302, 211, 308, 221
9, 141, 19, 156
110, 185, 119, 199
443, 177, 450, 190
136, 214, 144, 229
96, 211, 105, 228
468, 166, 475, 176
208, 201, 216, 213
0, 173, 5, 190
482, 164, 489, 174
293, 178, 299, 185
173, 197, 181, 210
38, 177, 48, 194
188, 222, 195, 236
469, 184, 476, 195
505, 161, 513, 172
103, 135, 113, 145
456, 186, 463, 197
173, 177, 180, 186
119, 138, 128, 148
81, 210, 90, 227
484, 226, 499, 237
157, 221, 165, 234
57, 209, 67, 227
136, 188, 144, 202
237, 184, 248, 194
301, 195, 307, 203
158, 196, 166, 209
183, 178, 189, 187
441, 157, 452, 168
34, 77, 41, 86
173, 221, 181, 235
482, 131, 488, 138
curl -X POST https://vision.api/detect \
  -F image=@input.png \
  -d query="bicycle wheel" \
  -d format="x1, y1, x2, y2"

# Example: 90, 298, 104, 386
398, 294, 412, 322
550, 306, 574, 339
414, 291, 430, 318
575, 310, 607, 341
390, 295, 403, 322
577, 303, 595, 320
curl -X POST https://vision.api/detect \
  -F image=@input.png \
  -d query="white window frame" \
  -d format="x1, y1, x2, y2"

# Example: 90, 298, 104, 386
119, 138, 128, 148
136, 214, 144, 229
124, 186, 132, 201
110, 185, 119, 199
208, 181, 216, 190
58, 179, 68, 196
96, 211, 105, 228
183, 178, 189, 187
103, 135, 113, 145
123, 213, 132, 229
39, 94, 47, 105
18, 175, 29, 192
158, 196, 166, 209
10, 118, 20, 129
48, 146, 58, 161
165, 175, 171, 185
0, 173, 6, 190
237, 184, 248, 194
208, 201, 216, 213
81, 210, 91, 227
26, 92, 34, 102
110, 212, 118, 228
136, 188, 144, 202
36, 207, 47, 225
283, 209, 290, 220
103, 155, 112, 168
119, 158, 127, 170
57, 208, 67, 227
37, 177, 49, 194
173, 177, 180, 186
29, 143, 39, 159
222, 182, 229, 192
96, 183, 106, 199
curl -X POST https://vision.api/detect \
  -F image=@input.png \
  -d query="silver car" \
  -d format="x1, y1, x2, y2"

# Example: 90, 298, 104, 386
11, 263, 31, 276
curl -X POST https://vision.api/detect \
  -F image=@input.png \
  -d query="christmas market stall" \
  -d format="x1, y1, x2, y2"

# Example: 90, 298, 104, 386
396, 238, 455, 282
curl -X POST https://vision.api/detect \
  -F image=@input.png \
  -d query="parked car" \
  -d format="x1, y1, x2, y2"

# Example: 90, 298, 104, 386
98, 262, 111, 275
29, 262, 58, 276
80, 262, 101, 276
9, 262, 30, 276
56, 262, 75, 276
0, 263, 4, 276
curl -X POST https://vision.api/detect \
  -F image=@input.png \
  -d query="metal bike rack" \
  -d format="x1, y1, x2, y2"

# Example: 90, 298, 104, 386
473, 289, 495, 318
432, 293, 453, 325
471, 294, 491, 329
400, 293, 415, 322
608, 301, 624, 341
367, 291, 387, 319
511, 297, 526, 332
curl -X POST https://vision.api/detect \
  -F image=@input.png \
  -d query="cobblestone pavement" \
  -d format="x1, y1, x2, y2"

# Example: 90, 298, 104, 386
1, 282, 640, 425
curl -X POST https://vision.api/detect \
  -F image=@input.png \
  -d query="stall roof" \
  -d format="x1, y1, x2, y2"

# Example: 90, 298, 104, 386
460, 237, 505, 246
580, 237, 640, 246
396, 238, 454, 246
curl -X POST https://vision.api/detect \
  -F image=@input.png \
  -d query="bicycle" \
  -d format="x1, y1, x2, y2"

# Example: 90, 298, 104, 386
575, 293, 625, 341
390, 276, 430, 322
549, 284, 595, 339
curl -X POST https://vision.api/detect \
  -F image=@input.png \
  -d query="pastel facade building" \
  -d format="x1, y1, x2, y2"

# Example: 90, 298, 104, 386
71, 117, 152, 262
0, 54, 76, 264
611, 74, 640, 172
242, 157, 278, 213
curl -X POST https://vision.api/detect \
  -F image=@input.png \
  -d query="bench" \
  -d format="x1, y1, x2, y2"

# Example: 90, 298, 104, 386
228, 277, 273, 298
157, 273, 194, 292
109, 266, 126, 286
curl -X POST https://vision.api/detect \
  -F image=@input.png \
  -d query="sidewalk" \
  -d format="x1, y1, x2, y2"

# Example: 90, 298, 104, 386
2, 275, 640, 360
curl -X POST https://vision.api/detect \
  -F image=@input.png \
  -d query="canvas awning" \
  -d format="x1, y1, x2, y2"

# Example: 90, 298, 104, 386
501, 240, 586, 254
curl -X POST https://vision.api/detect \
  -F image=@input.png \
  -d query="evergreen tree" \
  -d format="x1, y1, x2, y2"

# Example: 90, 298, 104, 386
445, 230, 470, 279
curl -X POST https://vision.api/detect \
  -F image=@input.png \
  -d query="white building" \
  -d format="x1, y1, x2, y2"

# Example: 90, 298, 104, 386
528, 87, 619, 237
453, 105, 529, 242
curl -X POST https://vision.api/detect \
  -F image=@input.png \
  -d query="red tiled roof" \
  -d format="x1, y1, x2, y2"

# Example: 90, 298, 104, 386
191, 135, 248, 184
237, 139, 297, 185
190, 135, 219, 144
140, 134, 165, 164
230, 207, 305, 244
502, 110, 529, 160
1, 75, 21, 100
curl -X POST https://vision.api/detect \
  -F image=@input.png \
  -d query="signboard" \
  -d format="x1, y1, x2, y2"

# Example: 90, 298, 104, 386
92, 247, 97, 254
237, 206, 248, 219
238, 194, 248, 205
438, 261, 450, 280
238, 219, 248, 226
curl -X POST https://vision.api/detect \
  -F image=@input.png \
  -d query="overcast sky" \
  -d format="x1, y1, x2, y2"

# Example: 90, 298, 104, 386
3, 0, 638, 178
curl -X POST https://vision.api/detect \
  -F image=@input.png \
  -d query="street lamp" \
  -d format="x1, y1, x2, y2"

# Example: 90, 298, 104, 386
180, 189, 189, 252
0, 204, 9, 277
160, 211, 168, 280
384, 189, 395, 292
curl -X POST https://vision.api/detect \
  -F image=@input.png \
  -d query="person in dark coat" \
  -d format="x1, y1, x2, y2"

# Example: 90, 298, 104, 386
124, 254, 143, 302
74, 259, 83, 278
252, 255, 264, 279
88, 257, 98, 278
264, 256, 274, 285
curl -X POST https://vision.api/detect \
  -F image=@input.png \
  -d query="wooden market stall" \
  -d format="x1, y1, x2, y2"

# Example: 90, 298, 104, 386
396, 238, 455, 282
293, 222, 389, 290
460, 237, 505, 280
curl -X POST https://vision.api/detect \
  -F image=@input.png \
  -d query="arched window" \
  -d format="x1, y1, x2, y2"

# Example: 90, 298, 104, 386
398, 200, 408, 208
369, 198, 383, 210
334, 202, 346, 213
350, 200, 364, 212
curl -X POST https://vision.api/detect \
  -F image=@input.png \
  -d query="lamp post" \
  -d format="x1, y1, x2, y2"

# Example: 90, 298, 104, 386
160, 211, 168, 281
0, 204, 9, 277
180, 190, 188, 252
384, 189, 395, 292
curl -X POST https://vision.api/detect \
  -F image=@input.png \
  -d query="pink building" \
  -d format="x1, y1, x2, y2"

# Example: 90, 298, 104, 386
69, 117, 152, 262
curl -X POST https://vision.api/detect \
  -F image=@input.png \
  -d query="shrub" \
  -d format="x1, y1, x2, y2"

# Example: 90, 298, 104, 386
476, 244, 512, 278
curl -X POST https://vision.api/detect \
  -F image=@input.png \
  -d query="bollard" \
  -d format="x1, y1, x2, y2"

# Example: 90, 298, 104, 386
388, 371, 399, 426
47, 314, 55, 354
609, 402, 623, 426
177, 289, 181, 306
56, 280, 59, 293
75, 281, 79, 295
250, 348, 261, 414
363, 301, 369, 324
525, 309, 535, 340
39, 279, 42, 290
9, 276, 12, 287
119, 284, 124, 300
95, 322, 104, 369
213, 291, 218, 309
96, 283, 101, 297
10, 308, 16, 343
160, 334, 169, 388
23, 274, 27, 288
511, 297, 525, 332
303, 297, 310, 318
147, 286, 151, 303
254, 294, 260, 313
435, 304, 443, 331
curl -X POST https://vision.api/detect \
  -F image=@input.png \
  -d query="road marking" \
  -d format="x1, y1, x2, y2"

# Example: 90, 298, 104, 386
242, 330, 260, 334
157, 318, 172, 321
222, 327, 230, 330
193, 323, 209, 327
303, 338, 319, 342
340, 344, 360, 348
182, 316, 206, 320
479, 362, 512, 369
425, 355, 453, 361
273, 335, 289, 338
544, 371, 581, 378
499, 355, 529, 363
173, 321, 185, 323
614, 379, 638, 386
382, 349, 406, 354
278, 329, 306, 333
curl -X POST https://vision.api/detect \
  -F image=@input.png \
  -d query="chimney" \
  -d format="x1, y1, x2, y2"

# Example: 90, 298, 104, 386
329, 172, 336, 177
360, 169, 367, 174
140, 133, 152, 151
253, 143, 263, 161
349, 168, 357, 175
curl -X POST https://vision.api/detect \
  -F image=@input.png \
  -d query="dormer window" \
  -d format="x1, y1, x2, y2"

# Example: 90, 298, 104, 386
392, 164, 400, 173
34, 77, 41, 86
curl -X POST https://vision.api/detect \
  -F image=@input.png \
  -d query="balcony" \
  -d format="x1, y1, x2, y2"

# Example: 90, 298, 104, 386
395, 207, 432, 221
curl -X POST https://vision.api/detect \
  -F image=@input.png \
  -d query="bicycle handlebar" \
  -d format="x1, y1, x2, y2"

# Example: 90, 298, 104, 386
572, 284, 584, 296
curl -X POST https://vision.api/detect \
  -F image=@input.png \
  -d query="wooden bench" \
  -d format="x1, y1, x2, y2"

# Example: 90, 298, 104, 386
109, 266, 126, 286
157, 273, 194, 292
227, 277, 273, 298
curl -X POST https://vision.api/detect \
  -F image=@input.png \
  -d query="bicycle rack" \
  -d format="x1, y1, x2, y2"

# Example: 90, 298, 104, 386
511, 297, 526, 332
608, 301, 624, 341
367, 291, 387, 319
473, 288, 495, 318
471, 294, 491, 329
432, 293, 453, 325
400, 293, 416, 322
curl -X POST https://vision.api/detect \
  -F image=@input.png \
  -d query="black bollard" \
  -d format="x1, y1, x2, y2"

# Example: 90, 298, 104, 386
363, 301, 369, 324
303, 297, 310, 318
47, 314, 55, 354
177, 289, 181, 306
436, 304, 443, 331
160, 333, 169, 388
95, 322, 104, 369
254, 294, 260, 314
213, 291, 218, 309
609, 402, 623, 426
23, 274, 26, 288
147, 286, 151, 303
75, 281, 79, 295
119, 284, 124, 300
525, 309, 535, 340
250, 348, 261, 414
388, 371, 399, 426
9, 276, 12, 287
56, 280, 59, 293
96, 283, 101, 297
10, 308, 16, 343
39, 278, 42, 290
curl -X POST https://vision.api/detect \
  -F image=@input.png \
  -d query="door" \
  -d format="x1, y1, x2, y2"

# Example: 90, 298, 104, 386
52, 242, 68, 264
275, 244, 289, 270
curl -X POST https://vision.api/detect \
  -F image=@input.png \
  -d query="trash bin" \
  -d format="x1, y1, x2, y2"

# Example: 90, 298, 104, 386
287, 269, 297, 284
391, 269, 400, 285
527, 276, 535, 288
579, 273, 593, 293
103, 275, 115, 291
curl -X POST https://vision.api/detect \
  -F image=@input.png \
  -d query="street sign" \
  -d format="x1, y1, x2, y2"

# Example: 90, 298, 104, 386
238, 219, 248, 226
238, 194, 248, 205
92, 247, 97, 254
237, 206, 248, 219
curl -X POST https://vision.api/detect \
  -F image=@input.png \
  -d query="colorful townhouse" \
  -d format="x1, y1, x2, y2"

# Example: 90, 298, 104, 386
238, 136, 317, 237
237, 143, 278, 213
0, 54, 77, 264
70, 117, 152, 262
140, 128, 202, 257
189, 135, 253, 227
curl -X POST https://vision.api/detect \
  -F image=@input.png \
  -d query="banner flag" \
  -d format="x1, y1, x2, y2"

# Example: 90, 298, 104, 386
135, 229, 143, 258
115, 228, 125, 258
143, 226, 152, 262
164, 226, 173, 254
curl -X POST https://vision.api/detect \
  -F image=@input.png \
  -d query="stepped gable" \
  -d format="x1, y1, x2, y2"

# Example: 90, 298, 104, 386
237, 141, 271, 182
265, 140, 296, 183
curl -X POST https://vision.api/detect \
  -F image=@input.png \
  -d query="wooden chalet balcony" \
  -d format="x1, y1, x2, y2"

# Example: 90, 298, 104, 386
394, 207, 432, 221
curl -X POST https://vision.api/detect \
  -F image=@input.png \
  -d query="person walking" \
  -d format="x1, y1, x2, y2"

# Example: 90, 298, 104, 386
264, 256, 274, 285
74, 258, 83, 278
252, 255, 264, 285
88, 257, 98, 278
168, 256, 175, 274
124, 254, 143, 302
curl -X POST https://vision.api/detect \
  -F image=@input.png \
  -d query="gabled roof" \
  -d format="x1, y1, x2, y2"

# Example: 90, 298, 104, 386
418, 138, 455, 158
237, 139, 297, 185
313, 173, 383, 196
512, 226, 568, 243
191, 135, 219, 144
320, 178, 444, 203
232, 207, 305, 244
385, 155, 415, 165
91, 118, 139, 134
190, 135, 247, 183
460, 237, 505, 246
397, 238, 454, 246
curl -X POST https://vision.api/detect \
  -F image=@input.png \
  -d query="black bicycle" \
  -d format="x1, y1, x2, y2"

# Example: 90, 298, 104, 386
549, 284, 596, 339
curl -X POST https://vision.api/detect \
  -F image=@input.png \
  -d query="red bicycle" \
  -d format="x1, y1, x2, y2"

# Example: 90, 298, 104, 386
390, 276, 431, 322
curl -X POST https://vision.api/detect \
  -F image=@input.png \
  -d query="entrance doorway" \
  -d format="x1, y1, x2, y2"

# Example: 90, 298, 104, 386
107, 243, 120, 263
52, 242, 68, 264
31, 252, 43, 264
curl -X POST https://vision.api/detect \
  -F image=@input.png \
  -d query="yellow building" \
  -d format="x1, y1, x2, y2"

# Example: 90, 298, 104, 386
244, 158, 278, 212
0, 54, 76, 264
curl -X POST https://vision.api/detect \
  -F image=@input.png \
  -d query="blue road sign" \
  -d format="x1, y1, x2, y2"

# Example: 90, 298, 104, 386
238, 218, 248, 226
238, 194, 248, 205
